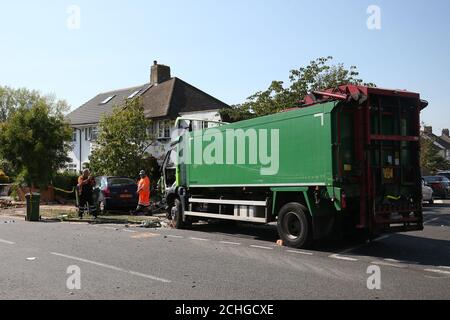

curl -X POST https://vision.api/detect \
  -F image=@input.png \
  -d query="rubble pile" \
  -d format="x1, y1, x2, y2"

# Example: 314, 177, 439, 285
0, 199, 13, 209
0, 199, 21, 209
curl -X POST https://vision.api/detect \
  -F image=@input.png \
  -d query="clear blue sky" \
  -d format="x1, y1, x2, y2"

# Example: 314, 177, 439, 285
0, 0, 449, 133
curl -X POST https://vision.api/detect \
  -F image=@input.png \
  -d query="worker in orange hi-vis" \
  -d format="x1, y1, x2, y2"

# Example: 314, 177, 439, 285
135, 170, 151, 215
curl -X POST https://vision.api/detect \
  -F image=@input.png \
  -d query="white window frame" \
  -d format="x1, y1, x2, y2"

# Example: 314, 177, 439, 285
157, 120, 172, 140
72, 129, 77, 142
66, 163, 77, 174
147, 122, 157, 137
100, 95, 116, 105
127, 90, 140, 100
84, 127, 98, 142
90, 127, 98, 142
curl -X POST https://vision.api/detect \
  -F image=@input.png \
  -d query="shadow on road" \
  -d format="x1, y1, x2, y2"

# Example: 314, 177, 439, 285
189, 221, 280, 243
185, 207, 450, 268
187, 221, 368, 252
349, 234, 450, 267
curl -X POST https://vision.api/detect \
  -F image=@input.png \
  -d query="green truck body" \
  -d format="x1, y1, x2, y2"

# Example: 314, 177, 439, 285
181, 102, 336, 189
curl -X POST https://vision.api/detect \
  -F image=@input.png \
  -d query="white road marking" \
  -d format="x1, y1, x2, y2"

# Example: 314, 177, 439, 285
250, 245, 274, 250
424, 218, 439, 225
220, 241, 241, 246
371, 261, 406, 268
339, 234, 393, 254
384, 258, 402, 263
167, 235, 184, 239
50, 252, 171, 283
189, 237, 209, 242
424, 269, 450, 275
287, 250, 314, 256
338, 242, 370, 254
0, 239, 15, 245
373, 235, 391, 242
329, 254, 358, 262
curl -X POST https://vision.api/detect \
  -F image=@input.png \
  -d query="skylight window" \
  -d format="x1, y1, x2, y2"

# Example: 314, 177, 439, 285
100, 95, 116, 105
127, 90, 141, 100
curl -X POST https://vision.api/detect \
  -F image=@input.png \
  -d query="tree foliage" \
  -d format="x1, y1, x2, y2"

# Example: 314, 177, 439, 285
420, 135, 450, 175
0, 86, 69, 123
0, 102, 72, 188
89, 98, 159, 178
221, 56, 375, 122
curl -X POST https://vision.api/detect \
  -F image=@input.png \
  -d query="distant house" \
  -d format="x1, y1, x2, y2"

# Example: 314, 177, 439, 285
66, 61, 229, 173
421, 126, 450, 161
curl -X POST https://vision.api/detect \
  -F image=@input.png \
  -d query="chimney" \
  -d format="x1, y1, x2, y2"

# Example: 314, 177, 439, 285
442, 129, 449, 137
423, 126, 433, 134
150, 61, 171, 85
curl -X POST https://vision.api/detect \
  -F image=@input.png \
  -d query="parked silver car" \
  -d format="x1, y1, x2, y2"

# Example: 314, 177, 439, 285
437, 171, 450, 180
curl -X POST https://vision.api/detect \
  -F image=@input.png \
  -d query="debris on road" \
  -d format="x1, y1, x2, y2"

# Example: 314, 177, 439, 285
140, 220, 161, 228
160, 221, 170, 228
0, 199, 13, 209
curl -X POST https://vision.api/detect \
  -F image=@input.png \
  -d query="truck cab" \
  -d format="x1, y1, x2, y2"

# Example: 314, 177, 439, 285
160, 117, 228, 217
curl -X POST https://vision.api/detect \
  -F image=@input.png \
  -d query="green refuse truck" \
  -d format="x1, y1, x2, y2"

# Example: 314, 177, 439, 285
160, 85, 428, 248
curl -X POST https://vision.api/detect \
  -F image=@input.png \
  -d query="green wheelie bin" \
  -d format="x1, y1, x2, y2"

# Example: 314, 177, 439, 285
25, 193, 40, 222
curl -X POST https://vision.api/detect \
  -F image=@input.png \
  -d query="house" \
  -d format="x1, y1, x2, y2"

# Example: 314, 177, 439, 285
65, 61, 229, 172
439, 128, 450, 161
421, 126, 450, 161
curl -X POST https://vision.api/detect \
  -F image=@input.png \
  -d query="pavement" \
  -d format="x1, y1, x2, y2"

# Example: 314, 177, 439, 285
0, 204, 449, 300
2, 204, 164, 226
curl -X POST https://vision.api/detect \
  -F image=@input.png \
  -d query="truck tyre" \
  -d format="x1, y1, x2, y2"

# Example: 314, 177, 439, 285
172, 198, 188, 229
277, 203, 312, 249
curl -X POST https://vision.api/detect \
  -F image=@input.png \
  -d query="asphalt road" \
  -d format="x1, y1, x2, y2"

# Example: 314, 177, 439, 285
0, 205, 449, 300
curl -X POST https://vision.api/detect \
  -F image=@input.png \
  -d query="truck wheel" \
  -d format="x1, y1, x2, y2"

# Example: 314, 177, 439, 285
172, 198, 186, 229
277, 203, 312, 249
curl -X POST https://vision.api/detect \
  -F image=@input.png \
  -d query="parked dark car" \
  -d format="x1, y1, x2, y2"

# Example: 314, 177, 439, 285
423, 176, 450, 199
94, 176, 138, 213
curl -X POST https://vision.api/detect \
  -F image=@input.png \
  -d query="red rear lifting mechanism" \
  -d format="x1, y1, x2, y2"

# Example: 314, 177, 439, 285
300, 85, 428, 233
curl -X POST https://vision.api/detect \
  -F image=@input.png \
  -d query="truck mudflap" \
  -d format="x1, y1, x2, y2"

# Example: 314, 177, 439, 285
312, 214, 337, 240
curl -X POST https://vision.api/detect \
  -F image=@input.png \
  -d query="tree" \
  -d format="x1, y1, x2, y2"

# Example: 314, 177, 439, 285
89, 98, 158, 178
0, 86, 69, 123
420, 135, 450, 175
0, 86, 71, 181
0, 102, 72, 188
221, 56, 375, 122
